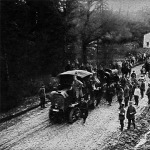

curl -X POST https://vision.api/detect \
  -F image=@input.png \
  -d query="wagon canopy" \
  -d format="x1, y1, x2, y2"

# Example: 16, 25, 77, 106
58, 70, 93, 78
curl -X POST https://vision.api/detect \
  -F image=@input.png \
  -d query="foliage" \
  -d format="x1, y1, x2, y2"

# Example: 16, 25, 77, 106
1, 0, 150, 111
127, 21, 150, 46
1, 0, 77, 111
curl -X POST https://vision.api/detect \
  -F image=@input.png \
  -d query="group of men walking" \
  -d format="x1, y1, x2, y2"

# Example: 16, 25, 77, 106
38, 56, 150, 129
101, 56, 150, 131
117, 67, 150, 131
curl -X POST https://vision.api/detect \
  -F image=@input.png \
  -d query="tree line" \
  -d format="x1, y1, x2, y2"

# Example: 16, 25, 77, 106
1, 0, 150, 111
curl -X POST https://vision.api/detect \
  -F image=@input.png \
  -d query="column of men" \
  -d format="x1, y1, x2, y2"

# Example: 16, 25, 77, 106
64, 58, 150, 128
117, 68, 150, 131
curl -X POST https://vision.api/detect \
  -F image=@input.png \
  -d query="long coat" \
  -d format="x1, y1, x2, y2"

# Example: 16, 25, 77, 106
126, 106, 136, 119
106, 85, 114, 102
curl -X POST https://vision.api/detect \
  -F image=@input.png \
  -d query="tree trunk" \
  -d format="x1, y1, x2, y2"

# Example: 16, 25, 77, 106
4, 48, 10, 82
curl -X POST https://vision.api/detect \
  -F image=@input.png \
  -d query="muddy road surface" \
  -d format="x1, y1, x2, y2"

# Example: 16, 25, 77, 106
0, 64, 149, 150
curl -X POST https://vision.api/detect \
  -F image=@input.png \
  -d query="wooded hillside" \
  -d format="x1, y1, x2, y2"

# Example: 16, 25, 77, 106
1, 0, 150, 111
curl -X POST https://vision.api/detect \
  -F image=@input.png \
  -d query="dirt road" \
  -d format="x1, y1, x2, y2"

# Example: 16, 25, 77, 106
0, 64, 149, 150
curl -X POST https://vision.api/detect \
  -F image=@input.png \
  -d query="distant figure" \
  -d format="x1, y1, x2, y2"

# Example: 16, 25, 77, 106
117, 86, 124, 109
129, 82, 134, 101
120, 74, 127, 90
138, 75, 146, 83
65, 61, 72, 71
80, 63, 85, 70
71, 62, 76, 70
113, 73, 120, 84
131, 56, 135, 65
38, 84, 46, 108
124, 84, 130, 107
131, 71, 136, 79
145, 60, 150, 73
115, 82, 120, 97
148, 71, 150, 78
143, 53, 146, 61
106, 84, 114, 106
131, 71, 137, 83
75, 59, 80, 69
119, 103, 125, 131
126, 101, 136, 130
72, 72, 83, 100
134, 85, 140, 106
146, 83, 150, 108
140, 79, 145, 99
140, 66, 146, 75
86, 63, 93, 72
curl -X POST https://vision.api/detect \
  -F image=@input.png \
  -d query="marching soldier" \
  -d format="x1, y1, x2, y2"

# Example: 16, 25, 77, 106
126, 101, 136, 130
120, 74, 127, 90
72, 72, 83, 101
117, 85, 124, 109
146, 83, 150, 109
38, 84, 46, 108
134, 85, 140, 106
129, 82, 134, 101
140, 79, 145, 99
119, 103, 125, 131
106, 84, 114, 106
65, 60, 72, 71
131, 71, 136, 82
124, 84, 130, 107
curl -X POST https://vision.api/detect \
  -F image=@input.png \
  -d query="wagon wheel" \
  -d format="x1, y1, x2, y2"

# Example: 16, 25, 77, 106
69, 107, 81, 123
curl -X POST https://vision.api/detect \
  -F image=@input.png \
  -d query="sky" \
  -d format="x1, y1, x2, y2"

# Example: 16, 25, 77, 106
108, 0, 150, 13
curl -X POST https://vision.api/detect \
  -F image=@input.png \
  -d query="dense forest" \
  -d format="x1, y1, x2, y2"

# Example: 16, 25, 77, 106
1, 0, 150, 111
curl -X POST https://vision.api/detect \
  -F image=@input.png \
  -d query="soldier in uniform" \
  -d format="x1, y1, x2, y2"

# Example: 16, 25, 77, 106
146, 83, 150, 109
131, 71, 136, 82
120, 74, 127, 90
65, 60, 72, 71
117, 85, 124, 109
140, 79, 145, 99
38, 84, 46, 108
126, 101, 136, 129
106, 84, 114, 106
129, 82, 133, 101
124, 84, 130, 107
119, 103, 125, 131
134, 85, 140, 106
72, 72, 83, 101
